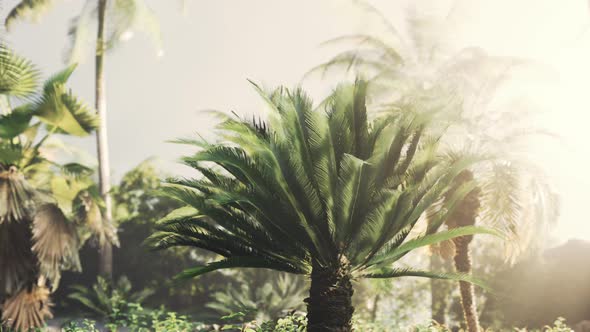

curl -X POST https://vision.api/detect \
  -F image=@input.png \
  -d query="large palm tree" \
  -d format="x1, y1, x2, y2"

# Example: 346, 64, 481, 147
148, 79, 498, 331
5, 0, 162, 278
311, 5, 559, 331
0, 43, 107, 330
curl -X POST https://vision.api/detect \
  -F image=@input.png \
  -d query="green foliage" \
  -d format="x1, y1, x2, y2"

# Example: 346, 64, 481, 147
112, 159, 177, 222
149, 79, 496, 288
220, 312, 307, 332
313, 5, 558, 262
207, 270, 307, 322
0, 44, 39, 99
0, 44, 99, 331
61, 308, 203, 332
67, 276, 155, 322
257, 313, 307, 332
542, 318, 575, 332
147, 310, 202, 332
62, 319, 101, 332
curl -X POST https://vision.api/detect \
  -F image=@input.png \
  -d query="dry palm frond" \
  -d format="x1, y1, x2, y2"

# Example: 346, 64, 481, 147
0, 222, 37, 294
0, 166, 37, 223
75, 190, 119, 247
32, 204, 81, 289
1, 284, 53, 331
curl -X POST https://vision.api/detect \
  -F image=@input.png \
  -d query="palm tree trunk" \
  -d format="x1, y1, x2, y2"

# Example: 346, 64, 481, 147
447, 170, 481, 332
305, 258, 354, 332
95, 0, 113, 279
370, 293, 380, 322
453, 236, 479, 332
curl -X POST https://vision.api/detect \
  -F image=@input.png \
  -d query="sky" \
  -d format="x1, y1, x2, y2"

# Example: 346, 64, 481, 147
2, 0, 590, 245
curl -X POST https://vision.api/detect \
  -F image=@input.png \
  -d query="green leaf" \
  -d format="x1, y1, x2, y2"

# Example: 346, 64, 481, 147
0, 105, 35, 139
5, 0, 56, 30
0, 44, 40, 98
175, 256, 298, 280
363, 267, 492, 292
0, 145, 24, 165
35, 78, 97, 136
60, 162, 94, 179
368, 226, 502, 266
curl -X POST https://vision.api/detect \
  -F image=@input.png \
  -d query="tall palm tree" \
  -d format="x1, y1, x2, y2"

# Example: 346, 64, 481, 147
5, 0, 162, 278
148, 79, 498, 331
0, 44, 107, 330
311, 4, 559, 331
314, 5, 558, 331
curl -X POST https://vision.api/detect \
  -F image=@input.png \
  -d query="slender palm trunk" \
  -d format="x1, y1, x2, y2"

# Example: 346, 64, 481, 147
96, 0, 113, 278
305, 258, 354, 332
453, 236, 479, 332
448, 170, 481, 332
430, 254, 449, 325
370, 293, 380, 322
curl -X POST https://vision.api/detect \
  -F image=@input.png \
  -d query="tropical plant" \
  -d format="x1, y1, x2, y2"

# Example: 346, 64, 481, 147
312, 4, 559, 330
67, 276, 154, 323
0, 44, 100, 331
206, 269, 307, 323
148, 79, 499, 331
5, 0, 163, 278
111, 159, 179, 222
61, 308, 201, 332
62, 319, 102, 332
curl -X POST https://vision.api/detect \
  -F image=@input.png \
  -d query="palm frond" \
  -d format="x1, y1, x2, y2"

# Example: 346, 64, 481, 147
152, 79, 495, 290
1, 284, 53, 331
34, 71, 98, 136
0, 166, 38, 222
361, 267, 490, 292
367, 226, 501, 267
63, 1, 97, 64
4, 0, 56, 30
32, 204, 81, 289
0, 44, 40, 98
73, 188, 119, 247
106, 0, 163, 55
175, 256, 308, 280
0, 104, 35, 139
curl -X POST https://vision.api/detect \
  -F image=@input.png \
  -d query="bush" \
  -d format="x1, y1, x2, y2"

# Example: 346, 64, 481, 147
514, 317, 574, 332
61, 306, 205, 332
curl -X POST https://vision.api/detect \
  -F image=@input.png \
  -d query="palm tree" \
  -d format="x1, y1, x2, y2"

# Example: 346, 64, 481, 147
311, 5, 559, 331
0, 44, 105, 330
148, 79, 498, 331
5, 0, 162, 278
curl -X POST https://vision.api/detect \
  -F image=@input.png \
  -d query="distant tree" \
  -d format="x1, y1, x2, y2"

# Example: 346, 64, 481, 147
5, 0, 162, 278
148, 79, 497, 331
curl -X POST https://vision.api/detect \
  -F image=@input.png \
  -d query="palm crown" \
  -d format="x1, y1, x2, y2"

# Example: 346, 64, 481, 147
149, 79, 496, 331
5, 0, 162, 64
312, 7, 558, 254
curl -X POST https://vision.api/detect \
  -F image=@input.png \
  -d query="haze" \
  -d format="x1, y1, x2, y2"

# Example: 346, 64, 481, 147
4, 0, 590, 244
